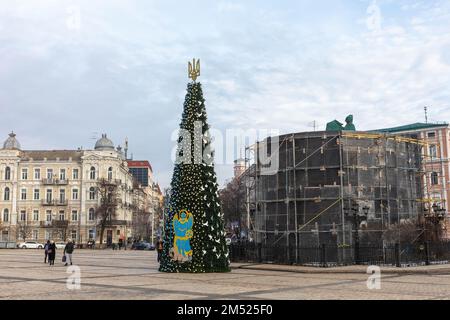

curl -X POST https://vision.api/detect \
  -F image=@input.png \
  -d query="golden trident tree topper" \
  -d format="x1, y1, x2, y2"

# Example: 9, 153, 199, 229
188, 58, 200, 82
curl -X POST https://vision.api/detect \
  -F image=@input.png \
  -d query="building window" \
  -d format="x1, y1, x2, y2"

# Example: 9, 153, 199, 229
34, 189, 40, 200
20, 210, 26, 221
59, 189, 65, 203
33, 210, 39, 221
90, 166, 96, 180
46, 189, 52, 202
71, 230, 77, 241
47, 169, 53, 180
21, 188, 27, 200
4, 167, 11, 180
60, 169, 66, 181
34, 168, 40, 180
88, 229, 95, 240
89, 208, 95, 221
3, 209, 9, 222
72, 188, 78, 200
108, 167, 113, 181
71, 210, 78, 221
427, 131, 436, 138
46, 210, 52, 222
429, 145, 437, 159
32, 230, 38, 240
45, 231, 50, 240
21, 168, 28, 180
59, 210, 65, 221
73, 169, 79, 180
4, 187, 10, 201
89, 187, 96, 200
431, 172, 439, 185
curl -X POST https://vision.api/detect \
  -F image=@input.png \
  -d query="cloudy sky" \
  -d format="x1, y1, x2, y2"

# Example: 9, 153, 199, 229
1, 0, 450, 188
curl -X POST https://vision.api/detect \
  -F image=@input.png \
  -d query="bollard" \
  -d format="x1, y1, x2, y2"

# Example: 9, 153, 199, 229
425, 241, 430, 266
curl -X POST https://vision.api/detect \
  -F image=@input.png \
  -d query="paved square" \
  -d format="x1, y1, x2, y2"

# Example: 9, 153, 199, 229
1, 249, 450, 300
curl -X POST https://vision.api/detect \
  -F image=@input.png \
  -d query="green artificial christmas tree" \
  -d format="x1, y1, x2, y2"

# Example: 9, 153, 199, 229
159, 59, 230, 273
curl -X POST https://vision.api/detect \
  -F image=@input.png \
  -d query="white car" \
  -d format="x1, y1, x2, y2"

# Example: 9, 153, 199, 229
55, 242, 66, 249
18, 241, 44, 249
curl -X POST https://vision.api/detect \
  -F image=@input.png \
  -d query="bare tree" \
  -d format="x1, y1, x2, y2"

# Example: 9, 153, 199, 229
132, 210, 151, 241
52, 222, 69, 242
16, 222, 32, 242
219, 177, 246, 224
383, 220, 422, 244
95, 178, 119, 245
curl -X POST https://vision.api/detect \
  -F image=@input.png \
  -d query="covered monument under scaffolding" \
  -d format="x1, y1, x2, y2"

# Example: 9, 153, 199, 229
251, 130, 425, 251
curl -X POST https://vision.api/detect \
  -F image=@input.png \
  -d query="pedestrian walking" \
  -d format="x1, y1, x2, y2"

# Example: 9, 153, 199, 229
64, 239, 75, 266
157, 239, 163, 262
48, 240, 56, 266
44, 240, 50, 263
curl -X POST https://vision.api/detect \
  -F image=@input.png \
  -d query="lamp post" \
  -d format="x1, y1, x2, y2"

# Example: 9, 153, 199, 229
344, 201, 369, 264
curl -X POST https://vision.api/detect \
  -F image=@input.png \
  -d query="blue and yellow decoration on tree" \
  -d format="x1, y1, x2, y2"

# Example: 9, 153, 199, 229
171, 209, 194, 262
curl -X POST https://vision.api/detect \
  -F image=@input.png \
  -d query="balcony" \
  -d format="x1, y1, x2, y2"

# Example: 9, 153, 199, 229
40, 220, 69, 228
41, 199, 68, 206
105, 219, 128, 226
42, 178, 69, 185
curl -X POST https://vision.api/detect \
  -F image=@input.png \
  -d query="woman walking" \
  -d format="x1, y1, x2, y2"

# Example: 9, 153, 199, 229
47, 240, 56, 266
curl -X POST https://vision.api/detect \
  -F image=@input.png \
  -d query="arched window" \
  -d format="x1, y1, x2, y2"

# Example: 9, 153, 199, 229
4, 187, 10, 201
90, 166, 96, 180
89, 208, 95, 221
108, 167, 113, 181
3, 209, 9, 222
4, 167, 10, 180
89, 187, 96, 200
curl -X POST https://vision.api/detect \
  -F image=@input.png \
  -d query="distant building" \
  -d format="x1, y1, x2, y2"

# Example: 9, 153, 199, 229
0, 132, 156, 245
374, 122, 450, 237
127, 160, 163, 244
233, 158, 246, 178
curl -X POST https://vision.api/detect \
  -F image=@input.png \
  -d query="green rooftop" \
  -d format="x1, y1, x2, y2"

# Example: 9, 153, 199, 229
371, 122, 448, 133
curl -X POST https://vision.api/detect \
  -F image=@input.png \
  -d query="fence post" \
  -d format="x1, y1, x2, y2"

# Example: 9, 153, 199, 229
425, 241, 430, 266
395, 243, 401, 268
320, 244, 327, 267
257, 242, 262, 263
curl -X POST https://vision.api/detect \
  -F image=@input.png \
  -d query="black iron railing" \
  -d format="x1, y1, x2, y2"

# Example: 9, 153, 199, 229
229, 241, 450, 267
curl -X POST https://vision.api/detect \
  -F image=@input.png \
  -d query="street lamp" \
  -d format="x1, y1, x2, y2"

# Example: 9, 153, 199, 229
344, 201, 369, 264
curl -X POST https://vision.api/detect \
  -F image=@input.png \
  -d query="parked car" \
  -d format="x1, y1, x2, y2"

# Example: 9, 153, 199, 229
131, 241, 155, 251
142, 241, 156, 250
131, 242, 146, 250
17, 241, 44, 249
55, 242, 66, 249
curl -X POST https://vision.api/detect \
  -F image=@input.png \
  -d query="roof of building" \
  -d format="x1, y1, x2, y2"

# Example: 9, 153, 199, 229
94, 134, 115, 151
20, 150, 83, 161
371, 122, 448, 133
127, 160, 153, 172
3, 132, 21, 150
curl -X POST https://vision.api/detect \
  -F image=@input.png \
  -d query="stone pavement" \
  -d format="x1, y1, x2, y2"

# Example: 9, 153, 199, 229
1, 249, 450, 300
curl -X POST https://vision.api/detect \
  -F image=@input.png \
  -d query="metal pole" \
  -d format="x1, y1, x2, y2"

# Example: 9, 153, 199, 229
292, 135, 298, 263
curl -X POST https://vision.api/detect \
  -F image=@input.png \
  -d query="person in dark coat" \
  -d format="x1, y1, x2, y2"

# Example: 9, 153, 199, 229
44, 240, 50, 263
64, 239, 75, 266
157, 239, 164, 262
48, 240, 56, 266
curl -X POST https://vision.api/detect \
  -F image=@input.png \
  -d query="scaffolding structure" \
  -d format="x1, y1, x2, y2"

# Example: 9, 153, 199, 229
249, 130, 427, 251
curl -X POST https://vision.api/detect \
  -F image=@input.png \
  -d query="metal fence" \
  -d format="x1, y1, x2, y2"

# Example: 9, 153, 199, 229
229, 241, 450, 267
